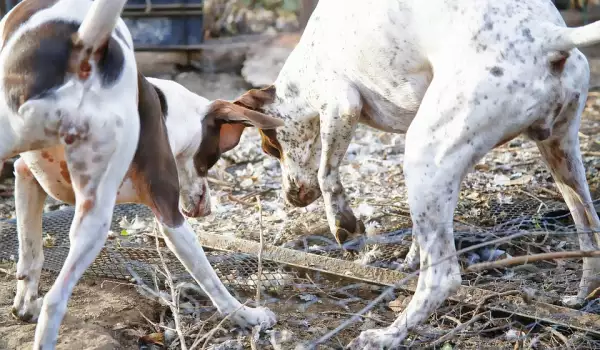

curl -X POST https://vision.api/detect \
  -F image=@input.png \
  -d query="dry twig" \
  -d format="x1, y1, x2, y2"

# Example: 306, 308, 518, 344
429, 312, 488, 347
472, 290, 521, 316
228, 193, 255, 206
200, 302, 249, 350
188, 310, 220, 350
320, 311, 387, 324
466, 250, 600, 272
255, 195, 264, 305
544, 326, 572, 349
154, 223, 188, 350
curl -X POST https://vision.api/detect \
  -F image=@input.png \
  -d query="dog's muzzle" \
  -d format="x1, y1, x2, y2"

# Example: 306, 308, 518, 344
181, 200, 211, 217
180, 188, 211, 218
285, 182, 321, 207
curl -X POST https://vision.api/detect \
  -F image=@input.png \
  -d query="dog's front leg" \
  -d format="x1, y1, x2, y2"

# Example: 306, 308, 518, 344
158, 222, 276, 328
11, 157, 47, 322
129, 79, 277, 329
147, 186, 276, 328
318, 83, 365, 247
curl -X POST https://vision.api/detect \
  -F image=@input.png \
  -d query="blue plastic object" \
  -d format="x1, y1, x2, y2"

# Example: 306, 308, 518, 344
1, 0, 205, 49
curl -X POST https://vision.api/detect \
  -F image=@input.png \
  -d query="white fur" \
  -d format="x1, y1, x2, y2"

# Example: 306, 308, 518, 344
249, 0, 600, 348
4, 1, 275, 348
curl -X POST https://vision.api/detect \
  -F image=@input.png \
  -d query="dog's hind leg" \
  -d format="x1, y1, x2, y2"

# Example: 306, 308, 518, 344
11, 157, 47, 322
532, 90, 600, 307
33, 105, 139, 349
348, 71, 531, 349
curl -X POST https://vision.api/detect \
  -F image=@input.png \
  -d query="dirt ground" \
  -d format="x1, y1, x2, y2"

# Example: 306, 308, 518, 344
0, 269, 159, 350
5, 44, 600, 350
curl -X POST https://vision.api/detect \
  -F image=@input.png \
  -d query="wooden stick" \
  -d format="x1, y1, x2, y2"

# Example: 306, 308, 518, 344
193, 232, 600, 337
255, 195, 264, 305
430, 312, 487, 347
466, 250, 600, 272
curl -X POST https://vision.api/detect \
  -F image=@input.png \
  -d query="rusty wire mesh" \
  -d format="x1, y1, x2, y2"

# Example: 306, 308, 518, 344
2, 194, 600, 348
0, 196, 576, 289
0, 204, 293, 291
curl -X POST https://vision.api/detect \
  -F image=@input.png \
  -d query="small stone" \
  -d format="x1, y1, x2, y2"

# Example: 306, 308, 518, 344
240, 178, 254, 188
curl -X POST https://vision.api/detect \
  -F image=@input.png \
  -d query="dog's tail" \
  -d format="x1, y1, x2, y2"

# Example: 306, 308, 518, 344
546, 20, 600, 52
74, 0, 128, 51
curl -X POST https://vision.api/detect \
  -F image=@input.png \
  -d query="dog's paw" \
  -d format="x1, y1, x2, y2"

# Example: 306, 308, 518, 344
396, 255, 420, 273
334, 212, 365, 247
561, 295, 585, 309
347, 327, 404, 350
11, 297, 42, 323
395, 260, 419, 273
229, 305, 277, 330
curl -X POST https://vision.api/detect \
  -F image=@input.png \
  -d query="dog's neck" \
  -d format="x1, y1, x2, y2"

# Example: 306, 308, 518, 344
261, 78, 318, 123
163, 92, 208, 159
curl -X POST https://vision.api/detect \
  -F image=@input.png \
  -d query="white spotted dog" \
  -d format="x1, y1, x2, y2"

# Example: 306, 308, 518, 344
2, 0, 281, 348
207, 0, 600, 348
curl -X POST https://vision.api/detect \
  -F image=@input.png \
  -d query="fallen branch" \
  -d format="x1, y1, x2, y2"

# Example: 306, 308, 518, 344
544, 326, 573, 350
466, 250, 600, 272
194, 231, 600, 339
199, 301, 249, 350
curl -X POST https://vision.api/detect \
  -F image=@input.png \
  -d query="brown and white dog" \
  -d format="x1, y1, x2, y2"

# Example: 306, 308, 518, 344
1, 0, 282, 348
209, 0, 600, 348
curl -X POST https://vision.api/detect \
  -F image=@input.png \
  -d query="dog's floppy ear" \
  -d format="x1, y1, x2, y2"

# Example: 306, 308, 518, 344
194, 86, 283, 176
207, 99, 284, 153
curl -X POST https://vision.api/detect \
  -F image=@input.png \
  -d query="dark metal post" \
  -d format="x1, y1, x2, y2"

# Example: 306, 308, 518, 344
299, 0, 318, 33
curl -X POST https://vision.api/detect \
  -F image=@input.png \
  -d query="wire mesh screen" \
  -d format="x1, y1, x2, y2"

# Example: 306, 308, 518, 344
2, 193, 600, 349
0, 204, 292, 291
0, 195, 578, 288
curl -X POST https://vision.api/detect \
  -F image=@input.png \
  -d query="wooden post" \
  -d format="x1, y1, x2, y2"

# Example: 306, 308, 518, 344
299, 0, 318, 32
0, 1, 8, 18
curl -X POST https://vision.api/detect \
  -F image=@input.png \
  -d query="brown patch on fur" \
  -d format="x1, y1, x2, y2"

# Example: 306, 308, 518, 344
59, 160, 71, 184
3, 15, 124, 112
63, 133, 76, 145
132, 73, 183, 227
550, 51, 570, 74
77, 59, 92, 80
91, 155, 103, 163
40, 150, 54, 162
493, 132, 521, 149
78, 174, 91, 189
80, 198, 94, 215
4, 21, 78, 111
259, 129, 283, 159
1, 0, 58, 44
545, 140, 567, 169
14, 159, 33, 179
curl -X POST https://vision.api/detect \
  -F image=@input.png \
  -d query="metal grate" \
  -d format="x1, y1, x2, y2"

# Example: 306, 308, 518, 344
0, 195, 575, 289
